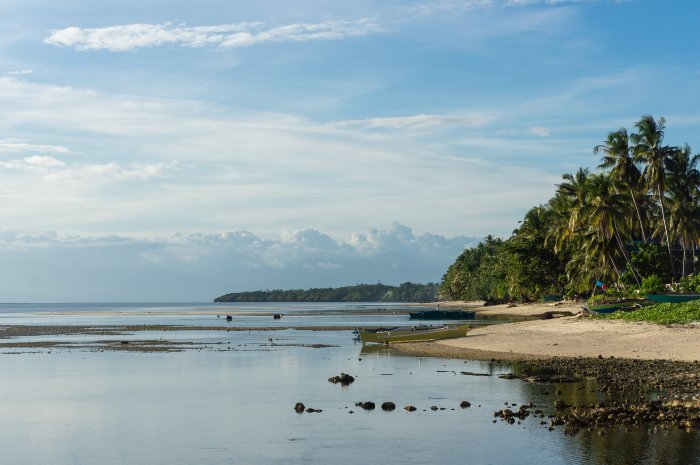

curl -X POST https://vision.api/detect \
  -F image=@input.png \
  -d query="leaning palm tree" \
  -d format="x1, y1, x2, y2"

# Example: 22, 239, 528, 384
594, 128, 647, 242
631, 115, 677, 280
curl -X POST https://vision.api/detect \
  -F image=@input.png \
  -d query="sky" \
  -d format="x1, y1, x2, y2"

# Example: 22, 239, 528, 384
0, 0, 699, 301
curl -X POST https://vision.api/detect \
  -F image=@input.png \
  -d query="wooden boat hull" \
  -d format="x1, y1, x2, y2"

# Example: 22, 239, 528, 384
358, 324, 469, 344
583, 300, 648, 314
646, 294, 700, 303
409, 310, 476, 320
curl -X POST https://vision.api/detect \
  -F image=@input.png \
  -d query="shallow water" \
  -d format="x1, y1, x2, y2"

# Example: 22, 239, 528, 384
0, 303, 697, 465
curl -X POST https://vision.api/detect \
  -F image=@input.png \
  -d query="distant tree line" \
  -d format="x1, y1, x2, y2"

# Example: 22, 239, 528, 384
441, 115, 700, 303
214, 282, 439, 303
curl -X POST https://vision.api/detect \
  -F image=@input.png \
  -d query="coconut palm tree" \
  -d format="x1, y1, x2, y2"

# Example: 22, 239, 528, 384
582, 173, 641, 284
631, 115, 677, 280
594, 128, 647, 242
665, 144, 700, 276
556, 167, 590, 233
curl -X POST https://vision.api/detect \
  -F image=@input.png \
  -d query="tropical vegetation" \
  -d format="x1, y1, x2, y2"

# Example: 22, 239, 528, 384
441, 115, 700, 303
215, 282, 439, 302
595, 300, 700, 325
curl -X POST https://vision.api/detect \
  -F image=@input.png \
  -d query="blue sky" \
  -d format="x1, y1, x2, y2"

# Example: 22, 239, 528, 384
0, 0, 698, 300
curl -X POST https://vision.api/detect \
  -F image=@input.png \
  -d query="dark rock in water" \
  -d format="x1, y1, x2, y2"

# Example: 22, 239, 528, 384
328, 373, 355, 385
404, 405, 417, 412
294, 402, 305, 413
554, 400, 569, 409
226, 315, 232, 321
120, 341, 129, 344
430, 406, 439, 411
381, 402, 396, 411
355, 401, 375, 410
524, 375, 580, 384
498, 373, 518, 380
273, 313, 282, 319
460, 371, 491, 377
305, 408, 322, 413
460, 401, 471, 408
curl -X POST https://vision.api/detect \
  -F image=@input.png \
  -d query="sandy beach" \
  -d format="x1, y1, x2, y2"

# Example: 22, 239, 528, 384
395, 309, 700, 362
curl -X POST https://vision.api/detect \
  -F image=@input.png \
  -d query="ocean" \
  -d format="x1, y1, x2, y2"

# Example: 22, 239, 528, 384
0, 302, 697, 465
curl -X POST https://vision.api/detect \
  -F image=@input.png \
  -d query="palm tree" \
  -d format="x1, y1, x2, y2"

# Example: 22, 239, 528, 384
665, 144, 700, 276
582, 173, 641, 284
594, 128, 647, 242
631, 115, 677, 280
556, 167, 590, 234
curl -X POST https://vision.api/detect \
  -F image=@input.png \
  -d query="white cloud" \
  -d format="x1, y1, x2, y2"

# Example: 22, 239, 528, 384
528, 126, 551, 137
0, 76, 569, 238
0, 155, 176, 181
410, 0, 608, 13
0, 138, 70, 154
6, 69, 33, 75
44, 19, 381, 52
334, 114, 490, 130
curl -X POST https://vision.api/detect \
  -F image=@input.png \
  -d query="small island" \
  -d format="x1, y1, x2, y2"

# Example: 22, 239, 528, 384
214, 282, 439, 303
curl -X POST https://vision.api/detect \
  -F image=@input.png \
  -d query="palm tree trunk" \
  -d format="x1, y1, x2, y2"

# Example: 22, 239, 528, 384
612, 223, 641, 285
682, 240, 687, 278
628, 180, 647, 242
609, 256, 622, 282
658, 187, 676, 281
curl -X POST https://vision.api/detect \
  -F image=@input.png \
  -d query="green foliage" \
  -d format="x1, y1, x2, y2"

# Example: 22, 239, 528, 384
675, 273, 700, 293
627, 243, 671, 283
214, 282, 439, 303
439, 235, 510, 302
638, 275, 664, 294
439, 210, 565, 303
595, 300, 700, 324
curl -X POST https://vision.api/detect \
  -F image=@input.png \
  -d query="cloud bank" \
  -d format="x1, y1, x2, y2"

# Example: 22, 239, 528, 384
0, 224, 479, 301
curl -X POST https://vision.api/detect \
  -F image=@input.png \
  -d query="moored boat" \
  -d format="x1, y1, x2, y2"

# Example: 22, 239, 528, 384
409, 310, 476, 320
645, 294, 700, 303
583, 300, 649, 314
357, 324, 469, 344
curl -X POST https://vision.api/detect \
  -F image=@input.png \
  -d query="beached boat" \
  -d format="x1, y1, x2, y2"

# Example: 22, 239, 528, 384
357, 324, 469, 344
583, 300, 647, 314
646, 294, 700, 303
409, 310, 476, 320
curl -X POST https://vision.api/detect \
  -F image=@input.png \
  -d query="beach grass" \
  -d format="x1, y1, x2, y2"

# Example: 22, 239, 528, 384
596, 300, 700, 325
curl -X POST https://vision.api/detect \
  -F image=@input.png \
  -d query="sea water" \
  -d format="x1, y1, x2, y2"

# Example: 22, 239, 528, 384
0, 303, 697, 465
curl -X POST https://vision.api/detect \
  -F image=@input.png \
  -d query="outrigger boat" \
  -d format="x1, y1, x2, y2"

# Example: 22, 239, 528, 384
409, 310, 476, 320
582, 300, 648, 314
357, 324, 469, 344
646, 294, 700, 303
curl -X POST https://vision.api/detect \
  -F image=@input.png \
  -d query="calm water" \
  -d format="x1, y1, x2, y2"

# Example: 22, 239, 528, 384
0, 303, 697, 465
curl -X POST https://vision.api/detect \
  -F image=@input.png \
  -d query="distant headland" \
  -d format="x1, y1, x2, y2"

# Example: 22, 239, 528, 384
214, 282, 439, 303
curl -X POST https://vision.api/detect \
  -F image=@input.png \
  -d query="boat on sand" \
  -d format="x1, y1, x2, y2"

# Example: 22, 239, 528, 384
357, 324, 469, 344
409, 310, 476, 320
582, 300, 648, 314
646, 294, 700, 303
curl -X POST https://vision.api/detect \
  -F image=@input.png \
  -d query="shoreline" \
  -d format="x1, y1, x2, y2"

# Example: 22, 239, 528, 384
395, 316, 700, 362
